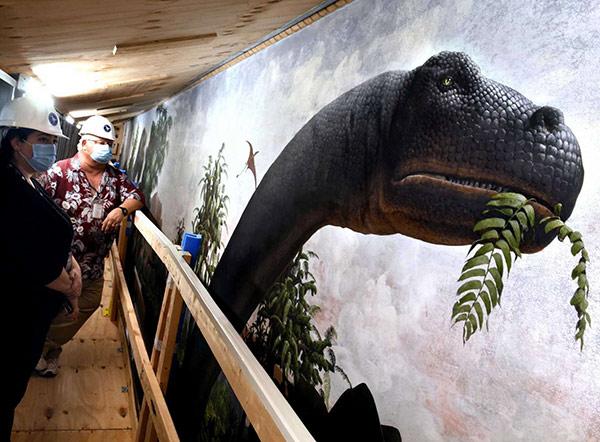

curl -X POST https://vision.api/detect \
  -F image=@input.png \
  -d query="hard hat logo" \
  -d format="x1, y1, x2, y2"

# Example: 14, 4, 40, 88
103, 124, 111, 133
48, 112, 59, 126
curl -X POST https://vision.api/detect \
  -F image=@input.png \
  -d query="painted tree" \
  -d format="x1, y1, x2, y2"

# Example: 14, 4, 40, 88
191, 143, 229, 284
178, 143, 229, 360
245, 248, 350, 403
140, 105, 172, 197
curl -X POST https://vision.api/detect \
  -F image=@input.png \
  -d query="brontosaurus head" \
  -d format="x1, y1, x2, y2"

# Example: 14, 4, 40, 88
376, 51, 584, 252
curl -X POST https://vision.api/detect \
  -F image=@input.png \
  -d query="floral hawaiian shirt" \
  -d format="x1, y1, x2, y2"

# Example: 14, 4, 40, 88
37, 154, 145, 280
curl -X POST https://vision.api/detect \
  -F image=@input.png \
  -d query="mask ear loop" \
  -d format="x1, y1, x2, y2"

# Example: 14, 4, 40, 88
15, 142, 36, 170
16, 138, 32, 160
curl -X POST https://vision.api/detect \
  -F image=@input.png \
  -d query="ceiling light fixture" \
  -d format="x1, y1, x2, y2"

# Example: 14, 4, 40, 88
17, 75, 54, 107
32, 62, 107, 98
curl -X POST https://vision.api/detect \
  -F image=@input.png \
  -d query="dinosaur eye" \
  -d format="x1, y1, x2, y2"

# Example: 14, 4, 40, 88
440, 76, 454, 88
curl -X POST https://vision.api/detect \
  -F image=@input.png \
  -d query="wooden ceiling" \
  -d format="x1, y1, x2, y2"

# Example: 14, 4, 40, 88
0, 0, 332, 120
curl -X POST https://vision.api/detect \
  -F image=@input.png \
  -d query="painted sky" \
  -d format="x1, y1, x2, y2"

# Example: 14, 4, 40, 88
122, 1, 600, 440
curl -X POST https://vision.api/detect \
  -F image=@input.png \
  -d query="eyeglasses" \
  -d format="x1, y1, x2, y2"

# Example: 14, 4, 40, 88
87, 138, 114, 148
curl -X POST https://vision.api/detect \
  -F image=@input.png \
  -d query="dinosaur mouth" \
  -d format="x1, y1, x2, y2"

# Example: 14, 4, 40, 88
394, 173, 554, 215
416, 173, 512, 193
384, 172, 557, 252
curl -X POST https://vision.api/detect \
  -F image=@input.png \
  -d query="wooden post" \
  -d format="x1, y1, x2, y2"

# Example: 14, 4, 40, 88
136, 251, 191, 442
109, 257, 120, 323
117, 215, 129, 264
157, 252, 191, 390
135, 276, 176, 442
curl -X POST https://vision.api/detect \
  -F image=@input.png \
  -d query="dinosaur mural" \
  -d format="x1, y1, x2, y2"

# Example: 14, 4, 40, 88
171, 51, 584, 439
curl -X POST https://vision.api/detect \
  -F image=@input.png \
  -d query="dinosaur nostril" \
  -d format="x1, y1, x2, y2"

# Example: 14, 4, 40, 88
530, 106, 564, 131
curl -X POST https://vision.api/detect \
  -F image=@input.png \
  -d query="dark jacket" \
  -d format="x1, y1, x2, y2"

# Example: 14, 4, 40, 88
0, 161, 74, 437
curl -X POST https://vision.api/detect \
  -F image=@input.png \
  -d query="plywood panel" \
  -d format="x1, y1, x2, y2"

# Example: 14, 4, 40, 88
11, 429, 132, 442
14, 364, 131, 431
57, 338, 124, 369
74, 282, 118, 339
0, 0, 348, 119
73, 310, 118, 340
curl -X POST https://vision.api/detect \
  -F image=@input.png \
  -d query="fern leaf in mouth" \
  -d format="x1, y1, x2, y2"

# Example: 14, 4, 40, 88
452, 193, 591, 350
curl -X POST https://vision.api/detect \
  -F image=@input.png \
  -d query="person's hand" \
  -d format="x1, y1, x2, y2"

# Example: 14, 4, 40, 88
101, 208, 125, 232
68, 258, 82, 298
61, 272, 81, 321
64, 294, 80, 321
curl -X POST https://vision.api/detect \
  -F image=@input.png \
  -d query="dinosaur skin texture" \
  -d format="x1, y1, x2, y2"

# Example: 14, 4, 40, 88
210, 51, 584, 328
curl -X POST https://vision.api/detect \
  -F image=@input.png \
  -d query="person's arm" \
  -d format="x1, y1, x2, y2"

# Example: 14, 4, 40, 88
46, 268, 76, 295
47, 258, 82, 320
68, 257, 82, 296
120, 198, 144, 214
101, 199, 144, 232
101, 173, 145, 232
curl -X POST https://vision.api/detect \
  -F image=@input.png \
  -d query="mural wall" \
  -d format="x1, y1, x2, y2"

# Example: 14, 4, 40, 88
121, 0, 600, 440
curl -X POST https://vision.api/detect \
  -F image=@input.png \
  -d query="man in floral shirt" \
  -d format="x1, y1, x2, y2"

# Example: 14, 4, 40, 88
35, 115, 145, 376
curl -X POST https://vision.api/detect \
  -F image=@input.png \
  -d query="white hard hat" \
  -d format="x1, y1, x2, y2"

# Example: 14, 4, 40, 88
0, 95, 67, 139
79, 115, 115, 141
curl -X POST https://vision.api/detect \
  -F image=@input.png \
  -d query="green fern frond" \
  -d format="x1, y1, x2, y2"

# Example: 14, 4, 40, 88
454, 194, 591, 350
539, 205, 591, 350
453, 193, 534, 342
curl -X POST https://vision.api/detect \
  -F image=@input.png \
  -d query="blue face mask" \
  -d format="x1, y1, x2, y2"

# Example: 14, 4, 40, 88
19, 142, 57, 172
90, 144, 112, 164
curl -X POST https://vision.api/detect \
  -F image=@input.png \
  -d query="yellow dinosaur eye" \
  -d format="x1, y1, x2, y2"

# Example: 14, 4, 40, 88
441, 76, 453, 87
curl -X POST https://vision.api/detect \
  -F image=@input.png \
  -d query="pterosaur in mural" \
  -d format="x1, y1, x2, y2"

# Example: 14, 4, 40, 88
236, 140, 259, 189
184, 51, 585, 439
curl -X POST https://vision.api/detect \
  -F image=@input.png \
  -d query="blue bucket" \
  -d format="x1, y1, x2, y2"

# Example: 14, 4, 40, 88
181, 232, 202, 267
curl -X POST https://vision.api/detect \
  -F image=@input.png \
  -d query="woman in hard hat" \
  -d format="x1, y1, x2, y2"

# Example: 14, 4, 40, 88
0, 95, 82, 437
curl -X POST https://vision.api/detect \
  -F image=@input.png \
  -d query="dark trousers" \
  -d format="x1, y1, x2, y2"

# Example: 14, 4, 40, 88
0, 289, 63, 441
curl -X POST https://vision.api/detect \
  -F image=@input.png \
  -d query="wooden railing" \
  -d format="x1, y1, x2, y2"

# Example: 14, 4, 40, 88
108, 211, 315, 441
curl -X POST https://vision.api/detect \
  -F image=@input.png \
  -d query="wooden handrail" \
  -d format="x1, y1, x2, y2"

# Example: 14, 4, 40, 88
132, 211, 315, 441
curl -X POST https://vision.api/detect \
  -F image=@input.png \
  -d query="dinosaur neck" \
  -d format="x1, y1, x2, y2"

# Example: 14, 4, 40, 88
209, 71, 409, 330
208, 149, 334, 330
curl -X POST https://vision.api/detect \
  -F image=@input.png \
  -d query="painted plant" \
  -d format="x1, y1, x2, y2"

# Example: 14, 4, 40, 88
142, 105, 173, 197
245, 248, 351, 405
191, 143, 229, 284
